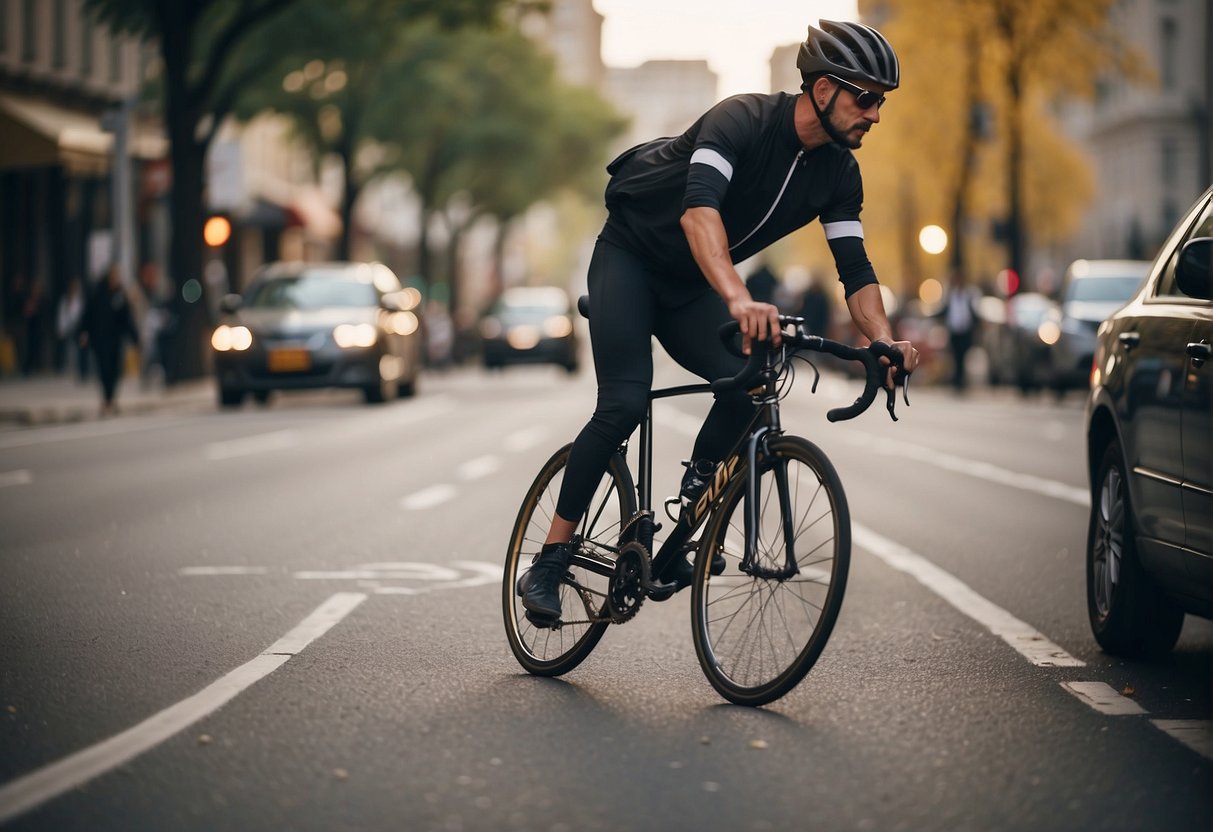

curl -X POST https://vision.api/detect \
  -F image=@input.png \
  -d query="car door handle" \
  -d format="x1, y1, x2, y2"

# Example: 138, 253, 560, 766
1117, 332, 1141, 350
1188, 341, 1211, 367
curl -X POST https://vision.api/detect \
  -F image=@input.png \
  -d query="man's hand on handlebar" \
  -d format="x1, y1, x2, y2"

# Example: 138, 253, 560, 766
876, 339, 918, 389
728, 298, 782, 355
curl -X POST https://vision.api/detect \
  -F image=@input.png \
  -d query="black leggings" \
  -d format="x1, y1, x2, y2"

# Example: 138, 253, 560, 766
555, 239, 756, 521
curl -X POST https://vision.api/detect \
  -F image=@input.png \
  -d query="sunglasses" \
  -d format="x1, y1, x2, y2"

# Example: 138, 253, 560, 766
826, 74, 886, 110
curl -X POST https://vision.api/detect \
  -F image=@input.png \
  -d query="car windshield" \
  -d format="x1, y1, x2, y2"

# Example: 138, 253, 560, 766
245, 273, 378, 309
1066, 276, 1143, 303
494, 290, 568, 321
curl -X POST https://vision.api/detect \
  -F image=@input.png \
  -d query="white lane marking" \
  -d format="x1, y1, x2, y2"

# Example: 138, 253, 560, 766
0, 469, 33, 488
0, 592, 365, 826
457, 455, 500, 481
0, 416, 212, 450
1150, 720, 1213, 761
206, 430, 298, 461
840, 432, 1089, 507
853, 523, 1084, 667
179, 566, 269, 576
504, 426, 548, 453
400, 484, 457, 510
1061, 681, 1148, 715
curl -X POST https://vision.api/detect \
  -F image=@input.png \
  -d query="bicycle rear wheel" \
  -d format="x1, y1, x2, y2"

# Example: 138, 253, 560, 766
503, 443, 637, 676
691, 435, 850, 706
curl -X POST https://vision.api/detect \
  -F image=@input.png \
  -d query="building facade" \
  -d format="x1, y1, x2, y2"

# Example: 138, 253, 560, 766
604, 60, 719, 153
0, 0, 156, 376
1058, 0, 1210, 262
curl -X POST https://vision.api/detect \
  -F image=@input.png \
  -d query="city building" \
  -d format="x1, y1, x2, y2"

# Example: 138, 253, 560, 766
604, 60, 718, 153
769, 43, 802, 95
1056, 0, 1210, 262
0, 0, 158, 376
518, 0, 606, 92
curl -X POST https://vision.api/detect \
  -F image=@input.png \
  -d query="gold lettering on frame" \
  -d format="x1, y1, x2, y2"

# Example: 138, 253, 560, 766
694, 455, 739, 520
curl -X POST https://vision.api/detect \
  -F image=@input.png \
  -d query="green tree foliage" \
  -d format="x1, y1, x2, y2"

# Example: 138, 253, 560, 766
371, 25, 626, 307
84, 0, 512, 380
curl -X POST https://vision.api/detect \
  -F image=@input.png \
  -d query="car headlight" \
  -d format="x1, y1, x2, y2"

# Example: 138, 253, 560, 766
386, 311, 419, 336
333, 323, 378, 348
542, 315, 573, 338
1037, 320, 1061, 346
480, 317, 503, 339
211, 325, 252, 351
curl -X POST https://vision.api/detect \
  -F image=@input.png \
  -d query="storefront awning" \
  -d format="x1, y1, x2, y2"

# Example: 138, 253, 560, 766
0, 92, 167, 175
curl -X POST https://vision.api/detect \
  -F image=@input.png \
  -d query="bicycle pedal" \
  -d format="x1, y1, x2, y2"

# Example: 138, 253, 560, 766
524, 609, 561, 629
645, 577, 680, 603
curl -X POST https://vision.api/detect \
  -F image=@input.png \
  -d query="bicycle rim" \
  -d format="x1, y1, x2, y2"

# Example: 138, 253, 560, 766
691, 435, 850, 706
503, 444, 636, 676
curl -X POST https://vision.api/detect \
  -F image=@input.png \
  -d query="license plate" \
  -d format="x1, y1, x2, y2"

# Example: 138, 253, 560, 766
268, 348, 311, 372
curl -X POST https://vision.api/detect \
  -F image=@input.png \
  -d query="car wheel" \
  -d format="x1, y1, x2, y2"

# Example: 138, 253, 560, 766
252, 390, 272, 406
219, 387, 245, 409
1086, 440, 1184, 657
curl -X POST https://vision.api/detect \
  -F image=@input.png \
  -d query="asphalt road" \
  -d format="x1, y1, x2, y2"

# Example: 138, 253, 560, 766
1, 360, 1210, 831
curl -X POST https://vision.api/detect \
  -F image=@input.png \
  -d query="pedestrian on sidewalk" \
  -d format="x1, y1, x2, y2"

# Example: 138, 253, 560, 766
78, 264, 140, 417
940, 268, 980, 393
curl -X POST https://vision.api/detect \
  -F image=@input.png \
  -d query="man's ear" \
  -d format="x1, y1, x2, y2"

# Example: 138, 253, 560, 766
811, 76, 833, 108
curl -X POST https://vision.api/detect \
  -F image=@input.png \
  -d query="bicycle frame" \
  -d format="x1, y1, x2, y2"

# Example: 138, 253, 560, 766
629, 348, 793, 581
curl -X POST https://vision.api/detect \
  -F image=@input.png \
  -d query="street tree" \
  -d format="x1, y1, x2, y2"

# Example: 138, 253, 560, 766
374, 25, 625, 309
232, 0, 513, 261
833, 0, 1147, 293
84, 0, 300, 382
84, 0, 518, 382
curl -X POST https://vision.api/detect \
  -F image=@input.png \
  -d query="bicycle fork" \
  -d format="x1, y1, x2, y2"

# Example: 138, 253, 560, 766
740, 429, 801, 581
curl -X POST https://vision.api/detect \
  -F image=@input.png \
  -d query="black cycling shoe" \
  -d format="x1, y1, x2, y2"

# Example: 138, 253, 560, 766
653, 545, 727, 597
516, 542, 573, 620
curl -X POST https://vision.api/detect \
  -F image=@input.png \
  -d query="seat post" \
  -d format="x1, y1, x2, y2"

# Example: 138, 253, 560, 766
638, 399, 653, 512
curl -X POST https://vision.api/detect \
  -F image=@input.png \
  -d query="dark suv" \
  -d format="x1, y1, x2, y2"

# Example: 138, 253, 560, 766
1084, 185, 1212, 656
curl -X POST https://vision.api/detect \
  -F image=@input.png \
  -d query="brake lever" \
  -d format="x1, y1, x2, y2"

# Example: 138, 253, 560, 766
883, 371, 911, 421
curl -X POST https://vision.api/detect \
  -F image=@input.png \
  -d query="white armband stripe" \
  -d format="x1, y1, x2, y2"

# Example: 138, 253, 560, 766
823, 220, 864, 240
690, 148, 734, 181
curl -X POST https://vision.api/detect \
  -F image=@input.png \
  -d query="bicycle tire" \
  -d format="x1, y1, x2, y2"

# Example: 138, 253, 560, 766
691, 435, 850, 706
503, 443, 637, 676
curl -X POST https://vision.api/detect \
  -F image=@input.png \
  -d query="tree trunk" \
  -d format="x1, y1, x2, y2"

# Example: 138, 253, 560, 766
1005, 62, 1026, 287
160, 14, 210, 384
949, 35, 982, 275
337, 149, 357, 262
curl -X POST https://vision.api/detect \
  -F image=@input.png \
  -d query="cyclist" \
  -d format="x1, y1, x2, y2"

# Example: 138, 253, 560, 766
518, 19, 921, 623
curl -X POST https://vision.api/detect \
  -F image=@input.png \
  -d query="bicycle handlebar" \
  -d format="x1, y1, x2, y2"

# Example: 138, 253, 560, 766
712, 318, 910, 422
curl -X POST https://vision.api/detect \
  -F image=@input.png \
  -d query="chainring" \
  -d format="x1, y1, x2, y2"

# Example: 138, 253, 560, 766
607, 541, 651, 623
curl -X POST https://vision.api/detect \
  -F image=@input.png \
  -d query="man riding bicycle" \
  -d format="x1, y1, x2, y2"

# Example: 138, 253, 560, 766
518, 19, 921, 624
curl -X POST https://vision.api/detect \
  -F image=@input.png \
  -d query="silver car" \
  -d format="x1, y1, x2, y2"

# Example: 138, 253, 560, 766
1047, 259, 1151, 393
211, 262, 422, 407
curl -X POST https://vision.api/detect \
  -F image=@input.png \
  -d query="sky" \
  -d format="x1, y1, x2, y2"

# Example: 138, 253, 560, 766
595, 0, 861, 98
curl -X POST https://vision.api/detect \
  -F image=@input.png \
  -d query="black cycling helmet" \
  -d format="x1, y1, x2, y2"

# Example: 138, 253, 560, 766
797, 19, 900, 91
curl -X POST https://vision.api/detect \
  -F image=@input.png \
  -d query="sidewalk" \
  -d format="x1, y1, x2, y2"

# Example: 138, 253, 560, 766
0, 374, 214, 426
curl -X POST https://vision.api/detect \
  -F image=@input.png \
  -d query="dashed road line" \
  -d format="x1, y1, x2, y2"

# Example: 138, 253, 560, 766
457, 454, 501, 481
0, 592, 366, 826
400, 484, 457, 510
1150, 720, 1213, 760
1060, 681, 1147, 715
0, 469, 32, 488
178, 566, 269, 576
206, 430, 298, 461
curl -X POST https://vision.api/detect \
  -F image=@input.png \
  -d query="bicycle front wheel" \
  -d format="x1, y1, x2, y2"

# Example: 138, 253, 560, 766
503, 443, 637, 676
691, 435, 850, 706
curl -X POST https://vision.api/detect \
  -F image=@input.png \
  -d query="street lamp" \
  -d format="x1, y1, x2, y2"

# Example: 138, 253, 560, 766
919, 224, 948, 256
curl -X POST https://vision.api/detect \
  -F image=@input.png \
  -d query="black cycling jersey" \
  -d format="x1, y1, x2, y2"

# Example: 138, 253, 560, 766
599, 91, 878, 301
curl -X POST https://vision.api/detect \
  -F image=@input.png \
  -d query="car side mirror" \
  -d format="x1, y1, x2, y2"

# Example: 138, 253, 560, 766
219, 293, 242, 314
1175, 237, 1211, 300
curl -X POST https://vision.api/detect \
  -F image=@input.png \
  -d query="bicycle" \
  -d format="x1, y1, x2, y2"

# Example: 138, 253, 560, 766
502, 310, 908, 706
